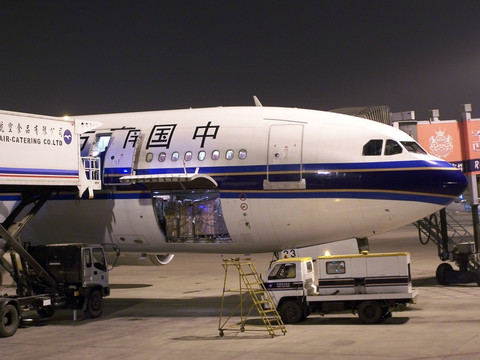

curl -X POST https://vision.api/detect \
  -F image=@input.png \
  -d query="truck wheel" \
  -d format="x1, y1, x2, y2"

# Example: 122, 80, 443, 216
358, 301, 382, 324
85, 290, 103, 318
279, 300, 304, 324
436, 263, 453, 285
0, 304, 19, 337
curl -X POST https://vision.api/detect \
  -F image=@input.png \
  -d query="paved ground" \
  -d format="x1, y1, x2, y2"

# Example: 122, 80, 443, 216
2, 213, 480, 359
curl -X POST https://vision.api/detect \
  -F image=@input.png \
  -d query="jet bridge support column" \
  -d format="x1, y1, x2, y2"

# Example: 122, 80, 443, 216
425, 104, 480, 286
439, 209, 449, 261
461, 104, 480, 255
413, 105, 480, 285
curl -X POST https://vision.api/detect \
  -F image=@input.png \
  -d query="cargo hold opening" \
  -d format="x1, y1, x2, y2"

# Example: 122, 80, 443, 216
152, 189, 232, 244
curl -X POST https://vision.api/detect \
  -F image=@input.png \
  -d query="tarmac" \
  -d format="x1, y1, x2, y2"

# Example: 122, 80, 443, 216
2, 212, 480, 360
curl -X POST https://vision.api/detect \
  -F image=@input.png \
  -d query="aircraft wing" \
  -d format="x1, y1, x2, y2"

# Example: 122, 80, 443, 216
119, 173, 218, 190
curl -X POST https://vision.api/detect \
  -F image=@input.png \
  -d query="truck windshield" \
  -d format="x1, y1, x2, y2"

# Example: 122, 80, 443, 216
92, 248, 106, 272
268, 263, 296, 280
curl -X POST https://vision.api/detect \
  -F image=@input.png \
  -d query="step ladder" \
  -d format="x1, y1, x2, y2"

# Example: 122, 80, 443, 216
218, 258, 287, 338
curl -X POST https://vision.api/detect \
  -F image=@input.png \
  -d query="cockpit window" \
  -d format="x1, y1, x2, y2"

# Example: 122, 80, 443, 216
401, 141, 427, 154
385, 140, 403, 155
362, 139, 383, 156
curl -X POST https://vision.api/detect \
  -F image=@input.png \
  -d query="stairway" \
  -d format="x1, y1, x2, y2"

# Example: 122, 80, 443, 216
218, 258, 287, 338
414, 209, 473, 261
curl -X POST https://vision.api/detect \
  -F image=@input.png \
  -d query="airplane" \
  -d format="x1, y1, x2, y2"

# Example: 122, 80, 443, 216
0, 103, 468, 266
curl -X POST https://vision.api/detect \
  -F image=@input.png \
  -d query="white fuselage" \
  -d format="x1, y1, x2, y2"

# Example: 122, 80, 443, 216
1, 106, 467, 254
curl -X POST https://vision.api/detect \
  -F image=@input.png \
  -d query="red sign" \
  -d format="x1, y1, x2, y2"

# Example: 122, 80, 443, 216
417, 119, 480, 174
463, 119, 480, 174
417, 121, 464, 171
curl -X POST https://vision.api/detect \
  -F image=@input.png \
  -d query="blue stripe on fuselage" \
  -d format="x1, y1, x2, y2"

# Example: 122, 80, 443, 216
0, 160, 465, 206
0, 167, 79, 176
133, 159, 465, 203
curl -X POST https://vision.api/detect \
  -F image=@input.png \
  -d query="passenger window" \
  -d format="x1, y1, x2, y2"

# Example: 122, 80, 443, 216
239, 149, 247, 160
226, 149, 234, 160
326, 261, 345, 275
198, 151, 206, 161
171, 152, 179, 161
146, 152, 153, 163
362, 140, 383, 156
212, 150, 220, 160
401, 141, 427, 154
384, 140, 403, 155
158, 152, 166, 162
184, 151, 192, 161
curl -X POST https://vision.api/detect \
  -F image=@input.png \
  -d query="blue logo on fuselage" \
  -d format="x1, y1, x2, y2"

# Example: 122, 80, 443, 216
63, 129, 72, 145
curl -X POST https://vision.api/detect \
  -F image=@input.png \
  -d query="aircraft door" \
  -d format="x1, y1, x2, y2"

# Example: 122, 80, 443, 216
102, 129, 141, 185
265, 124, 305, 189
80, 132, 96, 157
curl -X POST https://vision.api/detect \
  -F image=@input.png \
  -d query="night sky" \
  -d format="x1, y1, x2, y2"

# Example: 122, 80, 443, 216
1, 1, 480, 119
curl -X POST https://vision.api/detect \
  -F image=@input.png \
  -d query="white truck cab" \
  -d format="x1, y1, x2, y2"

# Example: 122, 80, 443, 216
263, 252, 418, 324
265, 257, 317, 305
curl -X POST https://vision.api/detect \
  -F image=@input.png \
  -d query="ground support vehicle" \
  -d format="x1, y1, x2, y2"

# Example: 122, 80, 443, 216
0, 231, 111, 337
0, 110, 107, 336
263, 252, 418, 324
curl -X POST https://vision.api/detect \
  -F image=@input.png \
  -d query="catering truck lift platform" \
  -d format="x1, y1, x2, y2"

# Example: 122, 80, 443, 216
263, 252, 418, 324
0, 110, 107, 337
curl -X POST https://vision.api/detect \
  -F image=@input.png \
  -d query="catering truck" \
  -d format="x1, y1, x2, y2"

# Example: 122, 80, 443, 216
0, 243, 111, 337
263, 252, 418, 324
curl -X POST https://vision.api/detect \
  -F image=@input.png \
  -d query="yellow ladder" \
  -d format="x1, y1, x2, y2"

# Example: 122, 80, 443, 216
218, 258, 287, 338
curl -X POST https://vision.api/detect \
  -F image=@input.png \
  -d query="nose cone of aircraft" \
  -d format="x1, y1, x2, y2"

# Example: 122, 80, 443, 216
444, 168, 468, 194
426, 162, 468, 205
